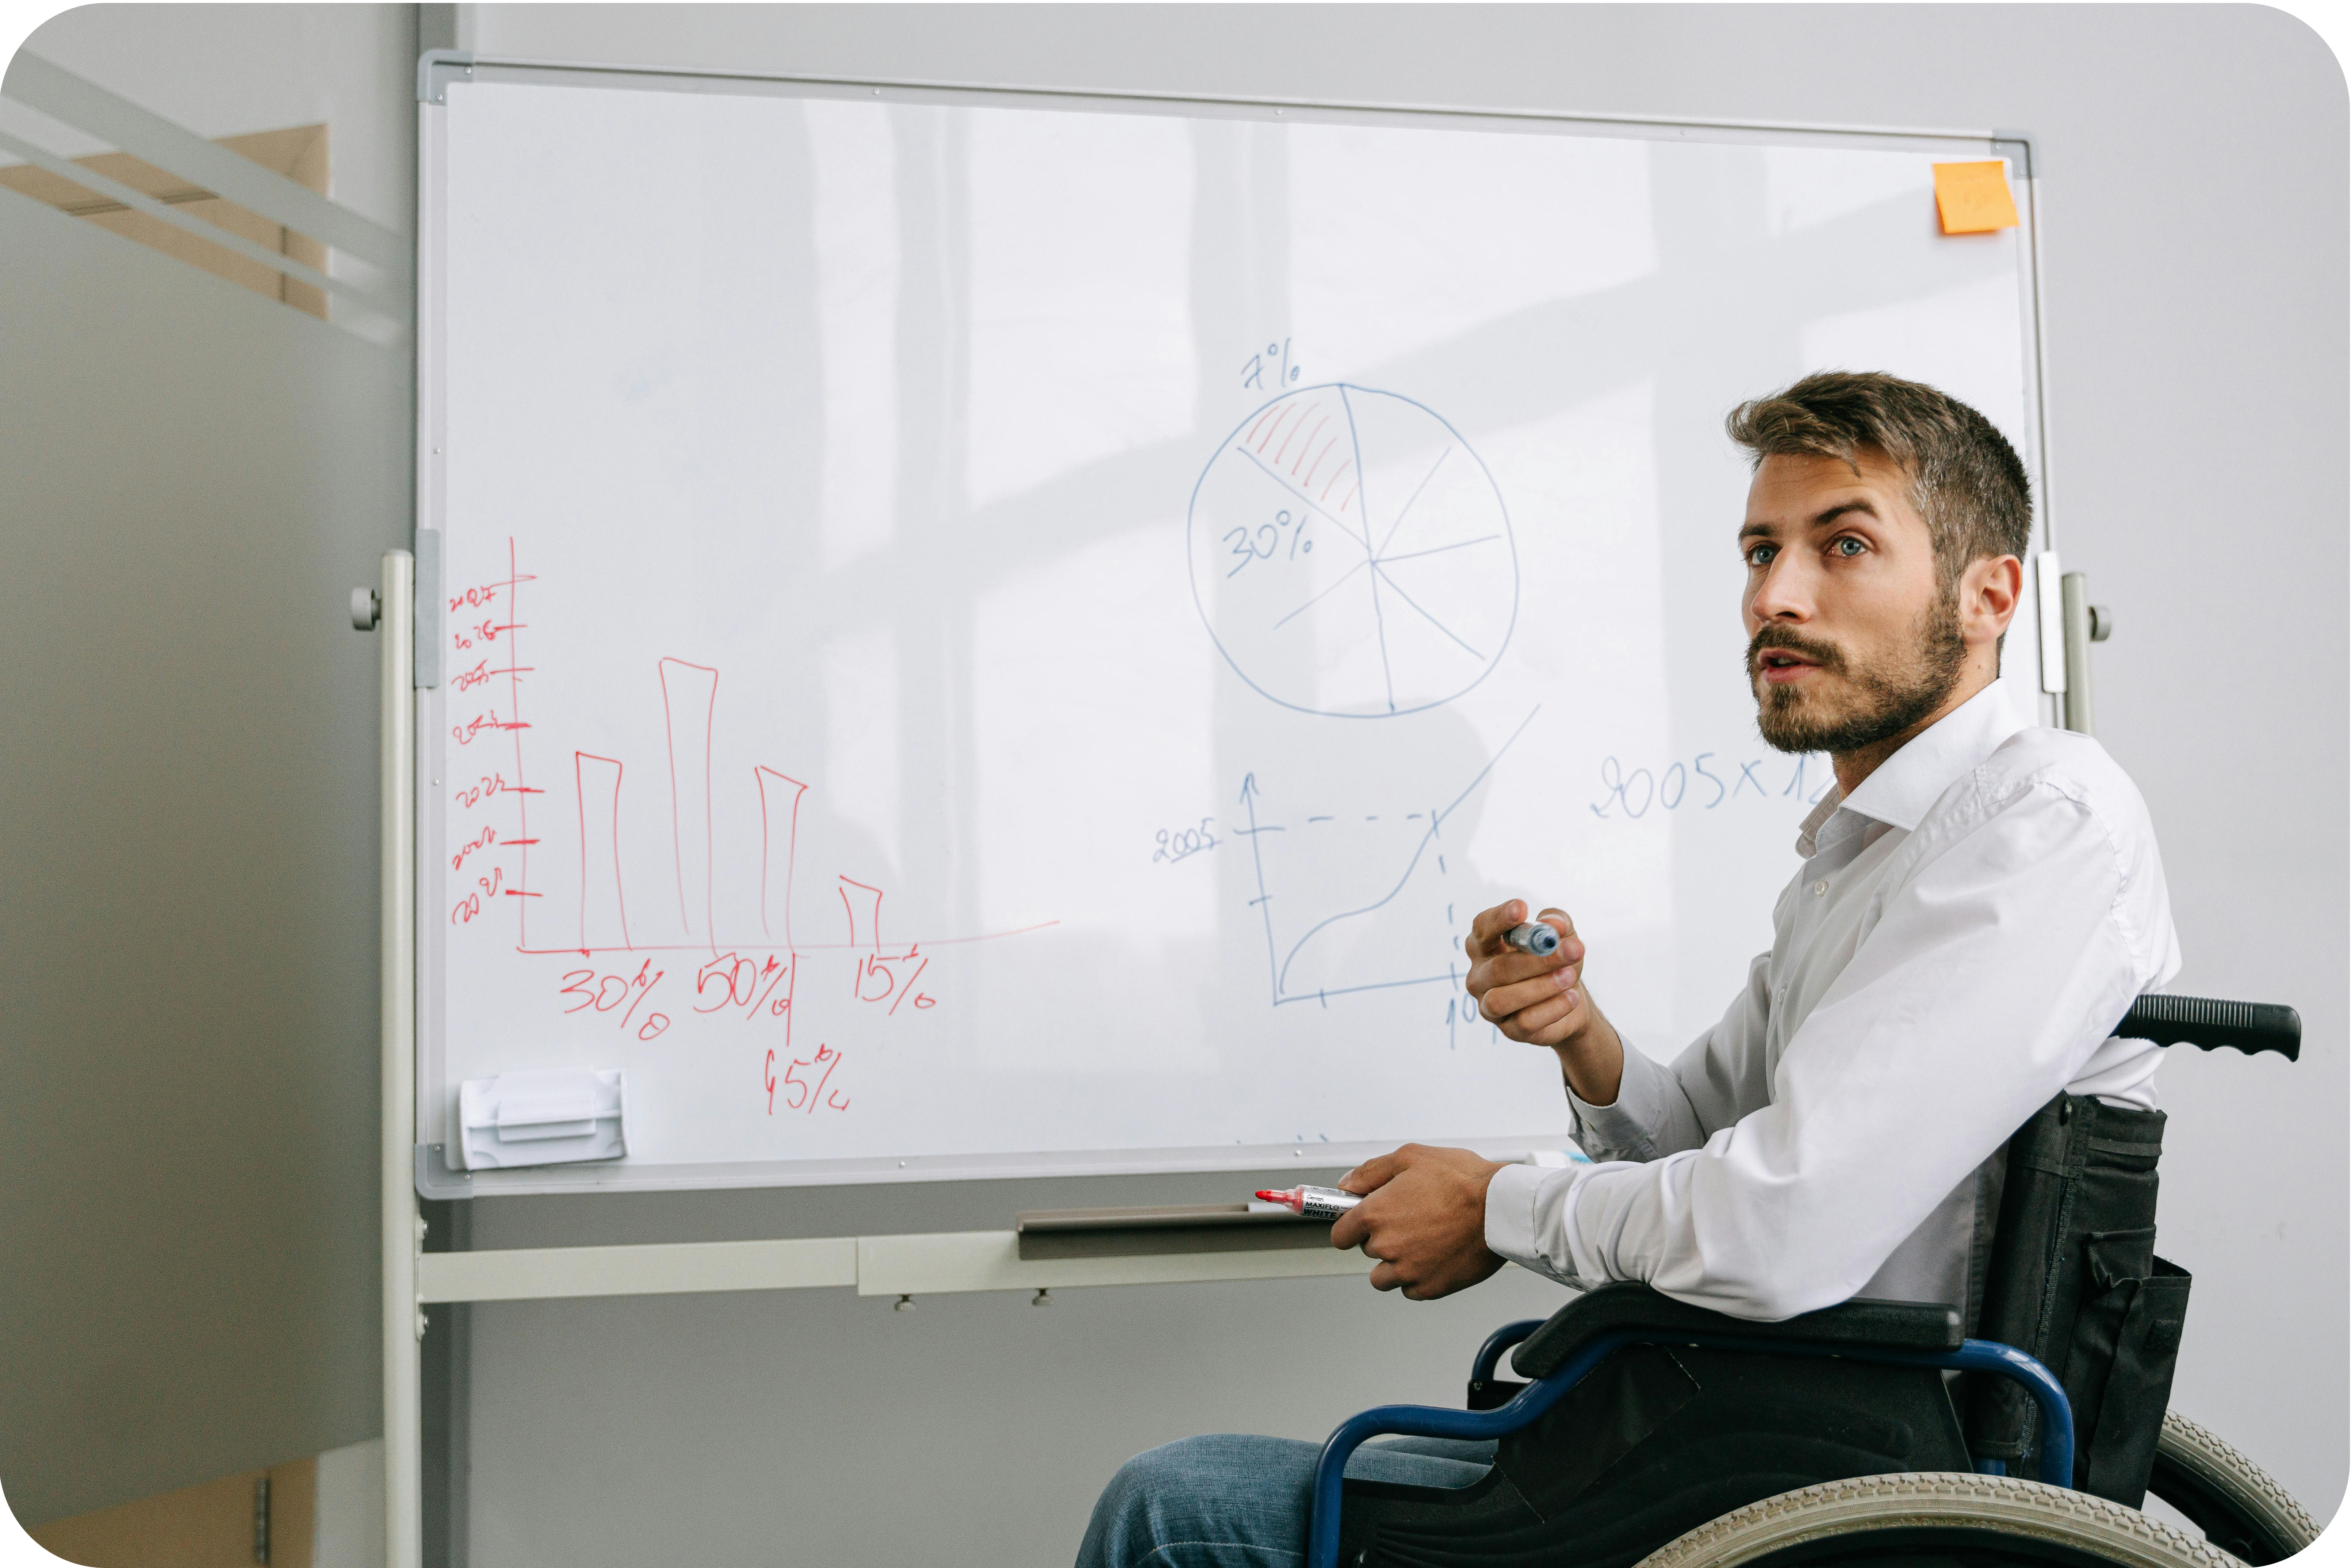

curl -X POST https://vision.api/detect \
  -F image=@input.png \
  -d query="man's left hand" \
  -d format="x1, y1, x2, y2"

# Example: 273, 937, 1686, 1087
1328, 1144, 1509, 1300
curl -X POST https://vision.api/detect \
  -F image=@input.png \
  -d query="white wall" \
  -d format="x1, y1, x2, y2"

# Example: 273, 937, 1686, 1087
441, 6, 2348, 1562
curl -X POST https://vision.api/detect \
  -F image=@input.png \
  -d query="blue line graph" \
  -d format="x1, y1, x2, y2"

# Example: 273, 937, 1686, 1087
1189, 384, 1519, 719
1238, 707, 1540, 1008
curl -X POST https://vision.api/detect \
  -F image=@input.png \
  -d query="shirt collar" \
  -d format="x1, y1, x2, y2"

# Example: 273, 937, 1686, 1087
1793, 681, 2033, 855
1796, 788, 1844, 857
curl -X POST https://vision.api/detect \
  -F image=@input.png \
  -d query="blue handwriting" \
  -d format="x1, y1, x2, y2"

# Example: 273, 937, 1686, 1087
1224, 507, 1313, 576
1153, 817, 1221, 865
1240, 338, 1301, 391
1589, 750, 1831, 820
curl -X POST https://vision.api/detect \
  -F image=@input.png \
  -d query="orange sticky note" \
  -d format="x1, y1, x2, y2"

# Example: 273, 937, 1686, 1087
1933, 161, 2019, 234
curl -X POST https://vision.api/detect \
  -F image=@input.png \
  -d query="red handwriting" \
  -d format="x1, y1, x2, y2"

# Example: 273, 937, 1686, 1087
451, 824, 497, 873
452, 550, 1019, 1120
855, 949, 937, 1014
451, 709, 526, 747
558, 959, 670, 1040
765, 1043, 849, 1116
455, 773, 508, 810
694, 951, 794, 1021
452, 617, 518, 653
451, 866, 504, 925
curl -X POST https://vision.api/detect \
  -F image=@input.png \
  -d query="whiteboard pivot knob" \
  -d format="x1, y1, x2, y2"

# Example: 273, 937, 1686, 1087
893, 1294, 916, 1312
351, 587, 380, 630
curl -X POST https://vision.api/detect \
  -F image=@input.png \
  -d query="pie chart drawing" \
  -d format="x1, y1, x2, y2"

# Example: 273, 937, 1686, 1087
1188, 384, 1517, 718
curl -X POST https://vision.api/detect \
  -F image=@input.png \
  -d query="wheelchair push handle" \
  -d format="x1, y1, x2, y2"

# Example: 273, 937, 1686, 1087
2121, 993, 2300, 1061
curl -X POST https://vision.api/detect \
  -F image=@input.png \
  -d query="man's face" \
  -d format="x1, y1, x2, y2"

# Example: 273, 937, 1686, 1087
1738, 448, 1965, 756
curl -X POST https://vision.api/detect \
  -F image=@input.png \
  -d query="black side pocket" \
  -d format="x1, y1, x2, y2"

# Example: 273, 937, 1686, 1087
2082, 1257, 2192, 1506
2064, 1224, 2158, 1487
1495, 1343, 1701, 1517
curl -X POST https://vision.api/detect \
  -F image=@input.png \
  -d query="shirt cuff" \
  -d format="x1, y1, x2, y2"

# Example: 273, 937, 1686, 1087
1484, 1162, 1554, 1271
1565, 1059, 1662, 1162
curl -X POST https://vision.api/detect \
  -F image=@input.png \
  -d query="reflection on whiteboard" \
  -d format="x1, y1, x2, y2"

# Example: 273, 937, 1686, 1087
423, 78, 2046, 1190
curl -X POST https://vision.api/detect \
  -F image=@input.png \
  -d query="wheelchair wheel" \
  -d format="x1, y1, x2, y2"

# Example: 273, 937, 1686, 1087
1632, 1472, 2235, 1568
2146, 1409, 2317, 1564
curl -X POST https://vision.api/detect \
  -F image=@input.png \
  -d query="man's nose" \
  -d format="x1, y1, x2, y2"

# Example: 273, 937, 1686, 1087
1748, 555, 1814, 623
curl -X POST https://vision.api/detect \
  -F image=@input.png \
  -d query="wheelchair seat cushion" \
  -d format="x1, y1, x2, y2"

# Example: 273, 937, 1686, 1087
1511, 1281, 1963, 1380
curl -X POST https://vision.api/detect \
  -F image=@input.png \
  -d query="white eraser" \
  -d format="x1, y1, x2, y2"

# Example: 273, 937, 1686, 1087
457, 1068, 626, 1170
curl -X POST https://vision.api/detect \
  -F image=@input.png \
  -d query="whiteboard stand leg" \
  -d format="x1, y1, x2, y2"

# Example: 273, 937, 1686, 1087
380, 548, 423, 1568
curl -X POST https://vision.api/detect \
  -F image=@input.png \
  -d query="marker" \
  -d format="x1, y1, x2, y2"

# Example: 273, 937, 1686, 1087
1255, 1184, 1364, 1218
1505, 921, 1562, 957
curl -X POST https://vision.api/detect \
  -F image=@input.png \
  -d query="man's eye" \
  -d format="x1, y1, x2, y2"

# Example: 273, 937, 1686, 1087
1833, 537, 1866, 557
1745, 543, 1777, 567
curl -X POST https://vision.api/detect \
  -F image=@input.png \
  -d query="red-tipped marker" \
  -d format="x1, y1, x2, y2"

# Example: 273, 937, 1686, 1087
1254, 1184, 1364, 1219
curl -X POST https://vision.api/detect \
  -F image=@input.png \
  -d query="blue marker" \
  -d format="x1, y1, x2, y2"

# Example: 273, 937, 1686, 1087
1505, 921, 1562, 957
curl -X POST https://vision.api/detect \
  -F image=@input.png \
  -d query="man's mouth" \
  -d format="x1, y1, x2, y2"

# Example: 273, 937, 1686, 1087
1757, 650, 1821, 685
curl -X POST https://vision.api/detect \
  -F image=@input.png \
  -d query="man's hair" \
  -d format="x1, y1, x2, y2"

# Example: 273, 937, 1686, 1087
1724, 371, 2033, 585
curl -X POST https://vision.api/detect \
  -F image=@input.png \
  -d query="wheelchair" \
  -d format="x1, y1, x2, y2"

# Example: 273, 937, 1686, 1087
1312, 994, 2315, 1568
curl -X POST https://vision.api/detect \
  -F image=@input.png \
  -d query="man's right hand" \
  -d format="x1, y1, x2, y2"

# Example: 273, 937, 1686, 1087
1464, 900, 1626, 1106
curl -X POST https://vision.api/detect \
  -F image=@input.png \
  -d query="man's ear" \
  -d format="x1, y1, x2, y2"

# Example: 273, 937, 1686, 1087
1961, 554, 2023, 645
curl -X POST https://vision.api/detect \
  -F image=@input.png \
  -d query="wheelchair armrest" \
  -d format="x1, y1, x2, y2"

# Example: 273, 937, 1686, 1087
1511, 1281, 1963, 1380
1469, 1318, 1547, 1387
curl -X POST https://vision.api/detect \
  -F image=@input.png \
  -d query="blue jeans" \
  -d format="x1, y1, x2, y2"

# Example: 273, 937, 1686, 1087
1076, 1433, 1496, 1568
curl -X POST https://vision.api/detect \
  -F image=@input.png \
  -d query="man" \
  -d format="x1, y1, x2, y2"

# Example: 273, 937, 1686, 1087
1076, 371, 2179, 1568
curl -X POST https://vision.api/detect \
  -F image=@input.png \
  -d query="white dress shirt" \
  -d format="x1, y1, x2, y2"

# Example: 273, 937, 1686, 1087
1484, 682, 2181, 1322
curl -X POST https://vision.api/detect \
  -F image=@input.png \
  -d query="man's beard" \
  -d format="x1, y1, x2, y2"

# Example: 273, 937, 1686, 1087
1749, 593, 1967, 756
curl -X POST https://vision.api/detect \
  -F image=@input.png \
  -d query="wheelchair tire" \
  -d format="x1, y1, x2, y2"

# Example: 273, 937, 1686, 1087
2147, 1408, 2317, 1564
1631, 1472, 2236, 1568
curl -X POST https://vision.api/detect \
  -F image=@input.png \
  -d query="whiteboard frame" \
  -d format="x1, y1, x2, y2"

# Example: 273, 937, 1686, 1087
413, 57, 2056, 1198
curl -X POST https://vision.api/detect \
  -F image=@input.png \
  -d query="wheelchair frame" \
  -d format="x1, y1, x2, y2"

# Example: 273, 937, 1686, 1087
1306, 1319, 2075, 1568
1303, 992, 2304, 1568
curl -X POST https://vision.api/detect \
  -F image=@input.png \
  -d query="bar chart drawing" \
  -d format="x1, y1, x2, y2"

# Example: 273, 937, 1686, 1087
1188, 384, 1519, 718
755, 766, 808, 947
479, 659, 1049, 971
444, 547, 1058, 977
542, 667, 826, 958
574, 752, 631, 951
659, 658, 718, 946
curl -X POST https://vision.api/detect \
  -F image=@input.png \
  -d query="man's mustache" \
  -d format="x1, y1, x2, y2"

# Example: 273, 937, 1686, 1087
1747, 625, 1848, 676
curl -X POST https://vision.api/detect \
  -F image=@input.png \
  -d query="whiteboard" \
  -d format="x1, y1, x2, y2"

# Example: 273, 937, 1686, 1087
417, 68, 2049, 1193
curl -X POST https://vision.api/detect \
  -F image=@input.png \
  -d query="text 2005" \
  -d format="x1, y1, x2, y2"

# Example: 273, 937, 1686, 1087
1153, 818, 1219, 865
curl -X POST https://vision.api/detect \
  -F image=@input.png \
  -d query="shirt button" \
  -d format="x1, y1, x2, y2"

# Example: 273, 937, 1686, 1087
1812, 880, 1829, 896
